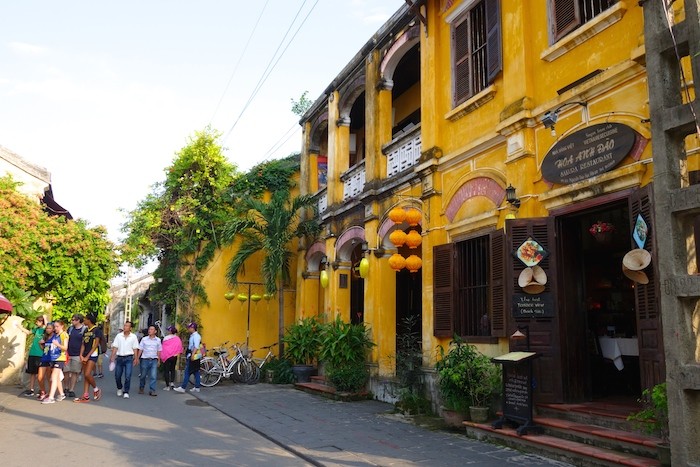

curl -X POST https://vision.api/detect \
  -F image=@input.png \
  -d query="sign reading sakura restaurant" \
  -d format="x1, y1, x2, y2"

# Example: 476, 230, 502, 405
541, 123, 637, 185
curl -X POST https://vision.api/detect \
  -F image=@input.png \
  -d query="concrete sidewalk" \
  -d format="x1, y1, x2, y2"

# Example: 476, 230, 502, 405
191, 382, 572, 467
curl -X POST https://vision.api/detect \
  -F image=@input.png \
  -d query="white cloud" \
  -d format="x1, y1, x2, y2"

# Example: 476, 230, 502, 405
7, 41, 48, 56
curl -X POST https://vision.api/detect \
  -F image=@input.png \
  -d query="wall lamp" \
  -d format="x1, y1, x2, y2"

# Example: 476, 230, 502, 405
541, 101, 587, 136
511, 325, 530, 351
320, 255, 328, 269
505, 184, 521, 208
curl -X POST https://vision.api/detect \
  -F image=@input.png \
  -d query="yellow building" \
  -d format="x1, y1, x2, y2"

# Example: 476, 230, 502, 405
297, 0, 696, 411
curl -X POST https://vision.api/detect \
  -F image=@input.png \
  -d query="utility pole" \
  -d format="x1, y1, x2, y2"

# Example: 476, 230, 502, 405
642, 0, 700, 464
124, 266, 132, 323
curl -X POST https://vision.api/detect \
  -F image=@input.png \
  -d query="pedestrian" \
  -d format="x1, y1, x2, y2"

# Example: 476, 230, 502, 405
16, 315, 46, 397
64, 314, 86, 399
138, 325, 162, 396
37, 322, 55, 401
109, 320, 140, 399
94, 323, 106, 378
74, 313, 103, 402
161, 325, 183, 390
173, 322, 202, 393
42, 319, 68, 404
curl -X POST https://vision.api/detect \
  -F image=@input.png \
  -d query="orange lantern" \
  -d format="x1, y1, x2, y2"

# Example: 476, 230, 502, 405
405, 208, 422, 226
389, 229, 407, 247
388, 207, 406, 224
405, 230, 422, 249
405, 254, 422, 273
388, 253, 406, 271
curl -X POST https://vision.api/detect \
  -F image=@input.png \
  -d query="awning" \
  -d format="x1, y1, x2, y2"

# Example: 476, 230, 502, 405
0, 292, 13, 313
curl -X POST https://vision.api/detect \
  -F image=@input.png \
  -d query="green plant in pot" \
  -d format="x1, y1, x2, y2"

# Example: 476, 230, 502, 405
283, 316, 322, 382
627, 382, 670, 466
436, 335, 501, 423
318, 316, 375, 393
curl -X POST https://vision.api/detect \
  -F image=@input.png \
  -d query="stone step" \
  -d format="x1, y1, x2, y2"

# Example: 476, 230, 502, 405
294, 380, 370, 402
464, 421, 660, 467
536, 402, 641, 432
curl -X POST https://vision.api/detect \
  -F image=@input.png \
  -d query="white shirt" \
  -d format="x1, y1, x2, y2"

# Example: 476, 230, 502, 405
138, 335, 163, 359
112, 332, 139, 356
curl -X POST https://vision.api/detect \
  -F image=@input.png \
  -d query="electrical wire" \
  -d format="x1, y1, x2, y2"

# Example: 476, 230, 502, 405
209, 0, 271, 125
223, 0, 320, 143
262, 122, 301, 159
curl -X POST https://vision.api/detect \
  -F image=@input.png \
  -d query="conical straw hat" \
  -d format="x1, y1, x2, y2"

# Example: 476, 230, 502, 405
532, 265, 547, 285
518, 267, 534, 288
622, 249, 651, 271
622, 264, 649, 285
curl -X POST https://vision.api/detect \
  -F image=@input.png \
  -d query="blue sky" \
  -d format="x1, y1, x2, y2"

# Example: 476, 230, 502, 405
0, 0, 401, 241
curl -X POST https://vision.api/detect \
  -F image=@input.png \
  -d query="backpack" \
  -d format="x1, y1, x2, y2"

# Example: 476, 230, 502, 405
68, 325, 86, 337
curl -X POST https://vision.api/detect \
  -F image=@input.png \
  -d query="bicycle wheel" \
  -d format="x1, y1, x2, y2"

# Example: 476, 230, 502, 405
233, 358, 257, 383
196, 357, 222, 387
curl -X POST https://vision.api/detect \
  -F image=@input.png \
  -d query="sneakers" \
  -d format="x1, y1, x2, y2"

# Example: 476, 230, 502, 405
22, 389, 35, 397
123, 393, 129, 399
163, 386, 171, 391
93, 388, 101, 401
56, 394, 66, 402
96, 373, 104, 379
173, 387, 185, 393
117, 389, 123, 397
149, 391, 157, 396
74, 394, 90, 403
37, 391, 47, 401
66, 391, 76, 399
189, 387, 200, 393
41, 398, 55, 404
138, 388, 144, 394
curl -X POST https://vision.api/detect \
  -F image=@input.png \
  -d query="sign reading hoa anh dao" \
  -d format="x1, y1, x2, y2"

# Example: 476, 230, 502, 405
541, 123, 637, 184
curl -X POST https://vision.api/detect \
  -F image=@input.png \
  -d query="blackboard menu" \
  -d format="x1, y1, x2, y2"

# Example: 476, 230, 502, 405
503, 364, 530, 420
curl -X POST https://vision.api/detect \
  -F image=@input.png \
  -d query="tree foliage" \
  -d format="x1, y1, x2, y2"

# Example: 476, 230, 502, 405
290, 91, 312, 117
120, 128, 237, 321
0, 176, 118, 321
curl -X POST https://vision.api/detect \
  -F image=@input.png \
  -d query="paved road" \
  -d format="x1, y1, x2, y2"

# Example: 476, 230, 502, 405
1, 374, 571, 466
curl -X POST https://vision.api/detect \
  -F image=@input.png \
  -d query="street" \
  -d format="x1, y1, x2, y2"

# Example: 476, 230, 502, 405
0, 372, 570, 466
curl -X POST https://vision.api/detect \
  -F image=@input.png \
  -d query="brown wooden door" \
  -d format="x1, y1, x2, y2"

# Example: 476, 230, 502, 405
628, 184, 666, 390
507, 217, 563, 403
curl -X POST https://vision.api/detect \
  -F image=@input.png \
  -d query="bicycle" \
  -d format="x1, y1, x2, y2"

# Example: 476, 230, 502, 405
250, 343, 277, 382
191, 342, 257, 387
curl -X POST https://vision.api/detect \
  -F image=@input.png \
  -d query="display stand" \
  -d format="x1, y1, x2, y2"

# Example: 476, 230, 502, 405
492, 351, 542, 436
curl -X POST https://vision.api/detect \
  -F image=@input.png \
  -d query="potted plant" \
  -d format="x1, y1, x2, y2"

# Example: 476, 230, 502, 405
283, 316, 322, 382
627, 382, 670, 466
318, 316, 375, 393
436, 336, 501, 424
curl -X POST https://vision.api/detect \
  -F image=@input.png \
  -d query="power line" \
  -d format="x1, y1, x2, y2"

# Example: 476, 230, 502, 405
224, 0, 320, 143
209, 0, 270, 125
262, 122, 301, 159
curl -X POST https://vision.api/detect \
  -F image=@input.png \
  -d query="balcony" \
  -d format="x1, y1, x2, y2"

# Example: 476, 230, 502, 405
340, 161, 366, 201
383, 124, 421, 178
316, 187, 328, 214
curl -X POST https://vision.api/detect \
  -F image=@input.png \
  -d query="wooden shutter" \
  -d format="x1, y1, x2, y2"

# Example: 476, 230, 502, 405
453, 16, 471, 105
490, 229, 506, 337
549, 0, 581, 42
629, 184, 666, 390
507, 217, 563, 403
433, 243, 455, 337
485, 0, 502, 83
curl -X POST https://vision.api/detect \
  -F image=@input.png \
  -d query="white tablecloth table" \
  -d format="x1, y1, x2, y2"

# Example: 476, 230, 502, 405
598, 337, 639, 370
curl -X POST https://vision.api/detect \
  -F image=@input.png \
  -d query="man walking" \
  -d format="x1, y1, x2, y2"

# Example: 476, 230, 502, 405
109, 321, 139, 399
74, 313, 103, 402
64, 314, 86, 398
174, 322, 201, 393
138, 325, 162, 396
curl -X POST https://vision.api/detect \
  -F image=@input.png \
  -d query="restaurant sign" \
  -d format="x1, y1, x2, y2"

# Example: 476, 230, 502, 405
542, 123, 637, 184
512, 293, 555, 318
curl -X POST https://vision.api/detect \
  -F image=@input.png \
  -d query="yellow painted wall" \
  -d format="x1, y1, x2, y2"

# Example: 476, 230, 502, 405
393, 82, 421, 127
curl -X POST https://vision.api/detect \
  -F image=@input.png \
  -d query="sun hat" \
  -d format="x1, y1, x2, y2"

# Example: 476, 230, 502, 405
623, 264, 649, 285
167, 325, 177, 333
532, 265, 547, 285
518, 266, 547, 294
622, 249, 651, 271
187, 322, 197, 330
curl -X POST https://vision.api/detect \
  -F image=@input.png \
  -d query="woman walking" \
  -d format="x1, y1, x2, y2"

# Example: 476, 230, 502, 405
37, 322, 55, 401
43, 319, 68, 404
161, 325, 183, 390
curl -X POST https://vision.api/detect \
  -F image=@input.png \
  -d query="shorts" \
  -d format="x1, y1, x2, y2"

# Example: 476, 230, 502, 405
26, 356, 41, 374
65, 357, 82, 373
82, 356, 98, 363
50, 361, 65, 370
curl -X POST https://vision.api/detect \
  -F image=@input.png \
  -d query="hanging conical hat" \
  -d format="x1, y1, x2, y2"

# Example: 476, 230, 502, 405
518, 267, 534, 288
532, 265, 547, 285
623, 264, 649, 285
523, 283, 546, 294
622, 249, 651, 271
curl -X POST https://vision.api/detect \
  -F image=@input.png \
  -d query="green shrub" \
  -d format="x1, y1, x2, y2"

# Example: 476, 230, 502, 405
326, 360, 369, 392
283, 316, 322, 365
264, 357, 295, 384
318, 316, 375, 367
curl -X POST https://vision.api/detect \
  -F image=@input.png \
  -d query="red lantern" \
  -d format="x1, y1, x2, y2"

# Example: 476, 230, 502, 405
388, 253, 406, 271
389, 229, 407, 247
388, 207, 406, 224
405, 230, 422, 249
405, 208, 422, 226
405, 255, 422, 272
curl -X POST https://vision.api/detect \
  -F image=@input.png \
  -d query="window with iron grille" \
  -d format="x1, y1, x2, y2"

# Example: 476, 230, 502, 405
549, 0, 617, 43
456, 235, 491, 337
451, 0, 502, 106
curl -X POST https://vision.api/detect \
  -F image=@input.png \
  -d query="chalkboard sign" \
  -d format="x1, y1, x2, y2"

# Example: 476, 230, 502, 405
492, 351, 541, 435
541, 123, 637, 185
512, 293, 555, 318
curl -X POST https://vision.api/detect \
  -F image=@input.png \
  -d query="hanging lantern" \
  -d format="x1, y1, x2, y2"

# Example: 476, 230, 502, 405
224, 291, 235, 301
250, 294, 262, 302
388, 253, 406, 271
237, 293, 248, 302
359, 257, 369, 279
405, 230, 422, 249
263, 293, 274, 300
320, 270, 329, 288
405, 254, 422, 273
405, 208, 422, 226
388, 207, 406, 224
389, 229, 407, 247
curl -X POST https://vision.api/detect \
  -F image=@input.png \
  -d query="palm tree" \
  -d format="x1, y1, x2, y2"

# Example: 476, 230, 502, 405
221, 190, 319, 358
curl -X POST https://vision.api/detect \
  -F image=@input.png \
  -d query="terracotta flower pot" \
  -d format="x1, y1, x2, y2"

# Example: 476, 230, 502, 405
469, 406, 489, 423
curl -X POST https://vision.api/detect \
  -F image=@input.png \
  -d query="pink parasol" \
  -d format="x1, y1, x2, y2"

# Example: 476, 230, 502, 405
0, 292, 13, 313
